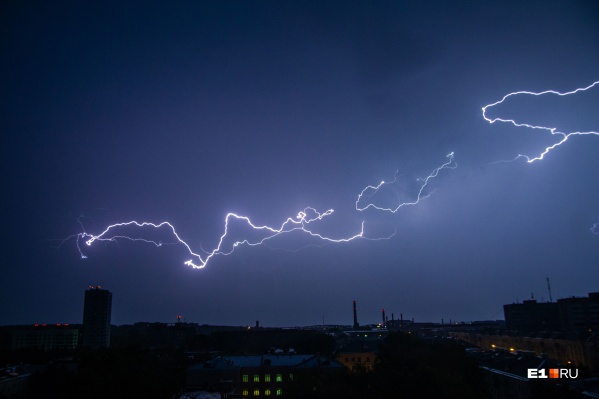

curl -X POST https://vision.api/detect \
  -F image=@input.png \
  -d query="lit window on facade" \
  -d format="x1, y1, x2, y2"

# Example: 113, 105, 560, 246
243, 375, 249, 383
253, 389, 260, 396
243, 390, 249, 396
276, 374, 282, 382
276, 389, 282, 396
264, 374, 271, 382
254, 374, 260, 382
265, 389, 271, 396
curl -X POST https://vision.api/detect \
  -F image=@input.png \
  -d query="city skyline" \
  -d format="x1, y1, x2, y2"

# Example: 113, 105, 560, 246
2, 1, 599, 327
2, 284, 595, 329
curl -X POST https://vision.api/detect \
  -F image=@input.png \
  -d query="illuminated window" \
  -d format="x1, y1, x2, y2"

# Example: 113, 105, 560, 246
264, 374, 271, 382
243, 390, 249, 397
265, 389, 271, 396
276, 374, 282, 382
276, 389, 282, 396
288, 374, 293, 381
253, 389, 260, 396
254, 374, 260, 382
243, 375, 249, 383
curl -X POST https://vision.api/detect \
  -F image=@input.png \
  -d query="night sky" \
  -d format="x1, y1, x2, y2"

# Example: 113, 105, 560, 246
2, 1, 598, 327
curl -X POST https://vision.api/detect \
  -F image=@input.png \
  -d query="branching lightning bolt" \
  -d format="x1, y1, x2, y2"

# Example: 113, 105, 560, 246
64, 153, 456, 269
482, 80, 599, 163
355, 152, 456, 212
66, 207, 368, 269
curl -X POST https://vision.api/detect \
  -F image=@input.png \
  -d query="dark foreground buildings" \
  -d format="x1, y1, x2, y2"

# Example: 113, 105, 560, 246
186, 354, 343, 397
82, 286, 112, 349
455, 293, 599, 372
451, 291, 599, 398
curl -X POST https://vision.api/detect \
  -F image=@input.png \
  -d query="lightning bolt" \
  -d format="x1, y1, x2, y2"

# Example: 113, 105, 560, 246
64, 153, 456, 269
482, 80, 599, 163
67, 207, 371, 269
355, 152, 456, 212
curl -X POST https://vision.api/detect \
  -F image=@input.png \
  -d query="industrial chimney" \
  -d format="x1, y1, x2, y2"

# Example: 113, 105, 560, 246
353, 300, 359, 330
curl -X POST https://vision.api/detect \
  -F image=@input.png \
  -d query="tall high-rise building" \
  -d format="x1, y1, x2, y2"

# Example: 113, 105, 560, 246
82, 286, 112, 349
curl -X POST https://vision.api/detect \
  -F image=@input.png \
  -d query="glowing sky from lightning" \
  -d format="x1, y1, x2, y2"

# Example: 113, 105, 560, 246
355, 152, 456, 212
482, 80, 599, 163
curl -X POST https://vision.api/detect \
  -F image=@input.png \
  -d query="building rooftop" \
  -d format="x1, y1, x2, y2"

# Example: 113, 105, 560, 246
189, 354, 343, 371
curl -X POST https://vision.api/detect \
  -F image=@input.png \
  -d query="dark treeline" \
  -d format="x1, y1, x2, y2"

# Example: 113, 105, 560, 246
188, 329, 337, 355
3, 347, 184, 399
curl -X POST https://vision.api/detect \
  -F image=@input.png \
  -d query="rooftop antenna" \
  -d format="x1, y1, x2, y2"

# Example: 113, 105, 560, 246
546, 277, 553, 302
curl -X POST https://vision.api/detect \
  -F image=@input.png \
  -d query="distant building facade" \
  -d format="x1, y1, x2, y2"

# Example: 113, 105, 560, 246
558, 293, 599, 333
11, 324, 79, 351
336, 341, 379, 371
503, 299, 560, 332
82, 286, 112, 349
503, 293, 599, 334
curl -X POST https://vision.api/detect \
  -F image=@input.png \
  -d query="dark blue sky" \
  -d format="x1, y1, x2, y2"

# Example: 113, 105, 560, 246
2, 1, 598, 327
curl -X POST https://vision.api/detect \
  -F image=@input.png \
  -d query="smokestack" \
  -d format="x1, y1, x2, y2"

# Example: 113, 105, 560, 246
353, 301, 359, 330
382, 309, 386, 327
